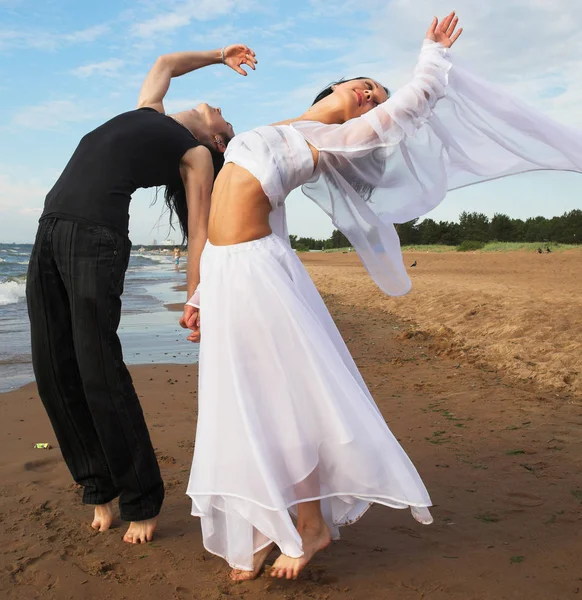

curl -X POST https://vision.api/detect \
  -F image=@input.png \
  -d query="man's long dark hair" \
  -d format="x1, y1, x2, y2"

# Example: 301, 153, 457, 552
159, 149, 225, 244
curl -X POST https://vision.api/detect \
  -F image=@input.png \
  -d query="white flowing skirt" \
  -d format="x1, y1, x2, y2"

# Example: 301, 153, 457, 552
187, 234, 432, 571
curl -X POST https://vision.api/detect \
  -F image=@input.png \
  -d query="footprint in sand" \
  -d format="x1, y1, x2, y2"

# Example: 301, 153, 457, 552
391, 526, 422, 538
24, 457, 60, 472
155, 454, 177, 464
506, 491, 544, 507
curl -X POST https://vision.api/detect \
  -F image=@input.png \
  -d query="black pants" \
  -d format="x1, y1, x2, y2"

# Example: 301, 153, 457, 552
26, 217, 164, 521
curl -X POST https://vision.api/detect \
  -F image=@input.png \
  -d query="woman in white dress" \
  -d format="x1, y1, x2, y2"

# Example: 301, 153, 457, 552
182, 12, 582, 580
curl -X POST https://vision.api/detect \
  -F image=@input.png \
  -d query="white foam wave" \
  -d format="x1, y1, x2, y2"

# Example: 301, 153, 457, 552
144, 254, 171, 263
0, 280, 26, 306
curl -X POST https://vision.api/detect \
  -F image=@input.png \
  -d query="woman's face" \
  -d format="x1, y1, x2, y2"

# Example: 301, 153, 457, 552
331, 79, 389, 120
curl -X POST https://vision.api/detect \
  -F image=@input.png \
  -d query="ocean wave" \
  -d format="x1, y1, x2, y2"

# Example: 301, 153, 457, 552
0, 353, 32, 365
0, 279, 27, 306
134, 253, 172, 264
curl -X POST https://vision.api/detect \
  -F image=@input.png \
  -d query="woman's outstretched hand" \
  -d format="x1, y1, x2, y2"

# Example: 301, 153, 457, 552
426, 12, 463, 48
223, 44, 257, 76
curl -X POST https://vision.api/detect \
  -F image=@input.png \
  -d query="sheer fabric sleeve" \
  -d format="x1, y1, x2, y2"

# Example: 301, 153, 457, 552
293, 39, 582, 296
186, 284, 201, 309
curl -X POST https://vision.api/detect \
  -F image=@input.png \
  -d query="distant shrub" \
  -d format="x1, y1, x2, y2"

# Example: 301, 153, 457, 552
295, 244, 309, 252
457, 240, 486, 252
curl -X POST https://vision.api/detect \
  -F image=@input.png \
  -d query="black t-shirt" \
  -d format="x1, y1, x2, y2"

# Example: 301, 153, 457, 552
41, 107, 200, 233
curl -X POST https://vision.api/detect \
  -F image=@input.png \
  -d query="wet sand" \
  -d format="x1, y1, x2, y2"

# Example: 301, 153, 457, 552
1, 250, 581, 599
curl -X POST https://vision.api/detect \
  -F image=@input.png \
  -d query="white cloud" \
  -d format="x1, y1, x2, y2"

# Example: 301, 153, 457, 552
131, 0, 239, 38
0, 166, 67, 241
0, 171, 46, 213
0, 29, 57, 51
18, 207, 42, 215
257, 17, 296, 37
12, 100, 96, 131
62, 25, 110, 44
302, 0, 362, 17
187, 18, 296, 47
284, 38, 346, 53
0, 24, 109, 51
71, 58, 125, 79
273, 60, 316, 70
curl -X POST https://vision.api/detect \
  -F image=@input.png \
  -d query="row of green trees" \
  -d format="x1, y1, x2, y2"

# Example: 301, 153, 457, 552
395, 210, 582, 246
289, 229, 350, 252
289, 210, 582, 250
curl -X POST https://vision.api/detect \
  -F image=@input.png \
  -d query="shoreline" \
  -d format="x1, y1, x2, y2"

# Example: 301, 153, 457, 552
0, 265, 194, 394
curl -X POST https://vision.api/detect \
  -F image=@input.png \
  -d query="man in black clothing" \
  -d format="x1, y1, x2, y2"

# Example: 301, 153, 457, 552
26, 44, 257, 544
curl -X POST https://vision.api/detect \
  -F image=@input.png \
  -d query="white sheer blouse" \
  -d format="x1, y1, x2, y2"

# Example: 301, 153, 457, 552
187, 38, 582, 306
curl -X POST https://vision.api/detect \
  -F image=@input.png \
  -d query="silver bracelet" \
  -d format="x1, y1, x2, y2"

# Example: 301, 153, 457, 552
220, 47, 226, 64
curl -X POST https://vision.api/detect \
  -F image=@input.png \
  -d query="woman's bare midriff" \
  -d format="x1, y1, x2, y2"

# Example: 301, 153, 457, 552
208, 137, 318, 246
208, 163, 273, 246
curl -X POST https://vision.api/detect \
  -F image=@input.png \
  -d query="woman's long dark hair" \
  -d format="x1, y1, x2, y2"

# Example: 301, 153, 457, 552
158, 148, 225, 244
312, 76, 390, 106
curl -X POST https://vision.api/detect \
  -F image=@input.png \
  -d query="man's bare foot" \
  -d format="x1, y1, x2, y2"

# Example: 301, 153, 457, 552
91, 502, 114, 532
123, 516, 158, 544
229, 542, 275, 581
270, 522, 331, 580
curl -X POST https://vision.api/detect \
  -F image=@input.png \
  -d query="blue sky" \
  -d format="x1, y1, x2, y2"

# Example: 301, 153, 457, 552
1, 0, 581, 244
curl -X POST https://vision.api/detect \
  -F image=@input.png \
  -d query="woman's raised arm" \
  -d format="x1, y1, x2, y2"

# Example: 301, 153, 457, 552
137, 45, 257, 114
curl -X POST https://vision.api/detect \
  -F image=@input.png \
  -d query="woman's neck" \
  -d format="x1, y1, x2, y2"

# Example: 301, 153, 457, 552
170, 110, 212, 146
271, 101, 345, 127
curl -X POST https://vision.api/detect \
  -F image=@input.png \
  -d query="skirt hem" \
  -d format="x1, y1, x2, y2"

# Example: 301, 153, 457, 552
188, 490, 432, 521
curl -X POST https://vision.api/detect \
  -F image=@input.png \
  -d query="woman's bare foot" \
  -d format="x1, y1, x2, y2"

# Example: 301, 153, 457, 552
123, 516, 158, 544
91, 502, 114, 532
229, 542, 275, 581
270, 522, 331, 580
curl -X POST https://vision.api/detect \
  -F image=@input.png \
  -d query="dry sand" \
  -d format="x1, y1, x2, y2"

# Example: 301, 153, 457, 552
1, 250, 581, 600
303, 248, 582, 398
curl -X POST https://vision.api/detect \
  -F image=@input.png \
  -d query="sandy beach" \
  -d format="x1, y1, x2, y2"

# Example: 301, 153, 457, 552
2, 249, 581, 600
